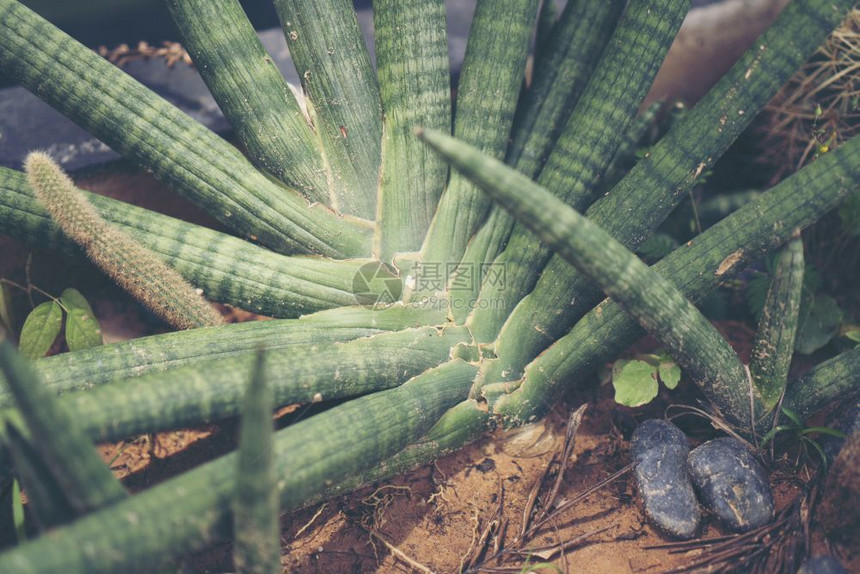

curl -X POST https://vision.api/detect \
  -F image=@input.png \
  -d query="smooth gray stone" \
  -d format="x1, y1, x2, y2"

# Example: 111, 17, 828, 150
632, 419, 701, 539
798, 555, 849, 574
688, 437, 774, 532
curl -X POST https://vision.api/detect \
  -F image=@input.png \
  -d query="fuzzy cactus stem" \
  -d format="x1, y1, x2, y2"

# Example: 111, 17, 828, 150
24, 153, 223, 330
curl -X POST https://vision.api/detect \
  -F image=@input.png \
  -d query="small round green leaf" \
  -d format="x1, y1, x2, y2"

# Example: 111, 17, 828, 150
658, 361, 681, 390
612, 359, 659, 407
19, 301, 62, 359
64, 309, 102, 352
59, 288, 95, 316
795, 295, 843, 354
60, 289, 102, 351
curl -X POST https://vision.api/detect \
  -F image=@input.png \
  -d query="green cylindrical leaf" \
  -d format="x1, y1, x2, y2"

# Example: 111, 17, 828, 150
164, 0, 329, 203
450, 0, 626, 321
0, 0, 372, 257
4, 322, 379, 407
234, 352, 280, 574
416, 0, 541, 278
55, 326, 470, 442
784, 346, 860, 420
422, 129, 751, 425
274, 0, 382, 218
313, 399, 491, 505
374, 0, 451, 259
493, 134, 860, 425
0, 301, 444, 410
749, 235, 804, 410
487, 0, 857, 381
467, 0, 690, 338
0, 360, 477, 573
0, 336, 127, 516
0, 167, 373, 318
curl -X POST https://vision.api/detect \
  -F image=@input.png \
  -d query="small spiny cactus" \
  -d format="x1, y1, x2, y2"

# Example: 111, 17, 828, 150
24, 152, 223, 330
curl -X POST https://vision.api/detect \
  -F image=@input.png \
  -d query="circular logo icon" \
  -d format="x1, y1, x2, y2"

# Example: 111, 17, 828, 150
352, 262, 403, 309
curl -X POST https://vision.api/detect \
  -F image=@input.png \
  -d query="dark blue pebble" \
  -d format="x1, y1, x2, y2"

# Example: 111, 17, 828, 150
632, 419, 701, 539
687, 437, 773, 532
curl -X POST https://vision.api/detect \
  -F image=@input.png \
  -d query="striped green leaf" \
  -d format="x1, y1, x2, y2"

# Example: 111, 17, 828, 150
52, 326, 470, 443
0, 360, 477, 573
450, 0, 626, 321
274, 0, 382, 218
309, 398, 491, 507
164, 0, 329, 203
507, 0, 627, 179
0, 0, 371, 257
374, 0, 451, 259
467, 0, 691, 341
749, 236, 804, 411
784, 346, 860, 420
416, 0, 541, 278
0, 336, 127, 516
422, 128, 751, 424
494, 133, 860, 425
487, 0, 857, 381
596, 99, 665, 195
0, 167, 374, 318
234, 352, 280, 574
6, 322, 378, 407
0, 301, 444, 410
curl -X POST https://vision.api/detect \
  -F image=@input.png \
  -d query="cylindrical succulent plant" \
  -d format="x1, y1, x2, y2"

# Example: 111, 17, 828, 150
0, 0, 857, 571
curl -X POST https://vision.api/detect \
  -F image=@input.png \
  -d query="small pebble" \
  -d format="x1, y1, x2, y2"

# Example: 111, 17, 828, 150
797, 555, 848, 574
631, 419, 700, 539
687, 437, 773, 532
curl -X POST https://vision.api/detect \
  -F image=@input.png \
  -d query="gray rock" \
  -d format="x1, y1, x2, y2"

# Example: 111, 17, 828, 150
797, 555, 848, 574
688, 437, 773, 532
632, 419, 701, 539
